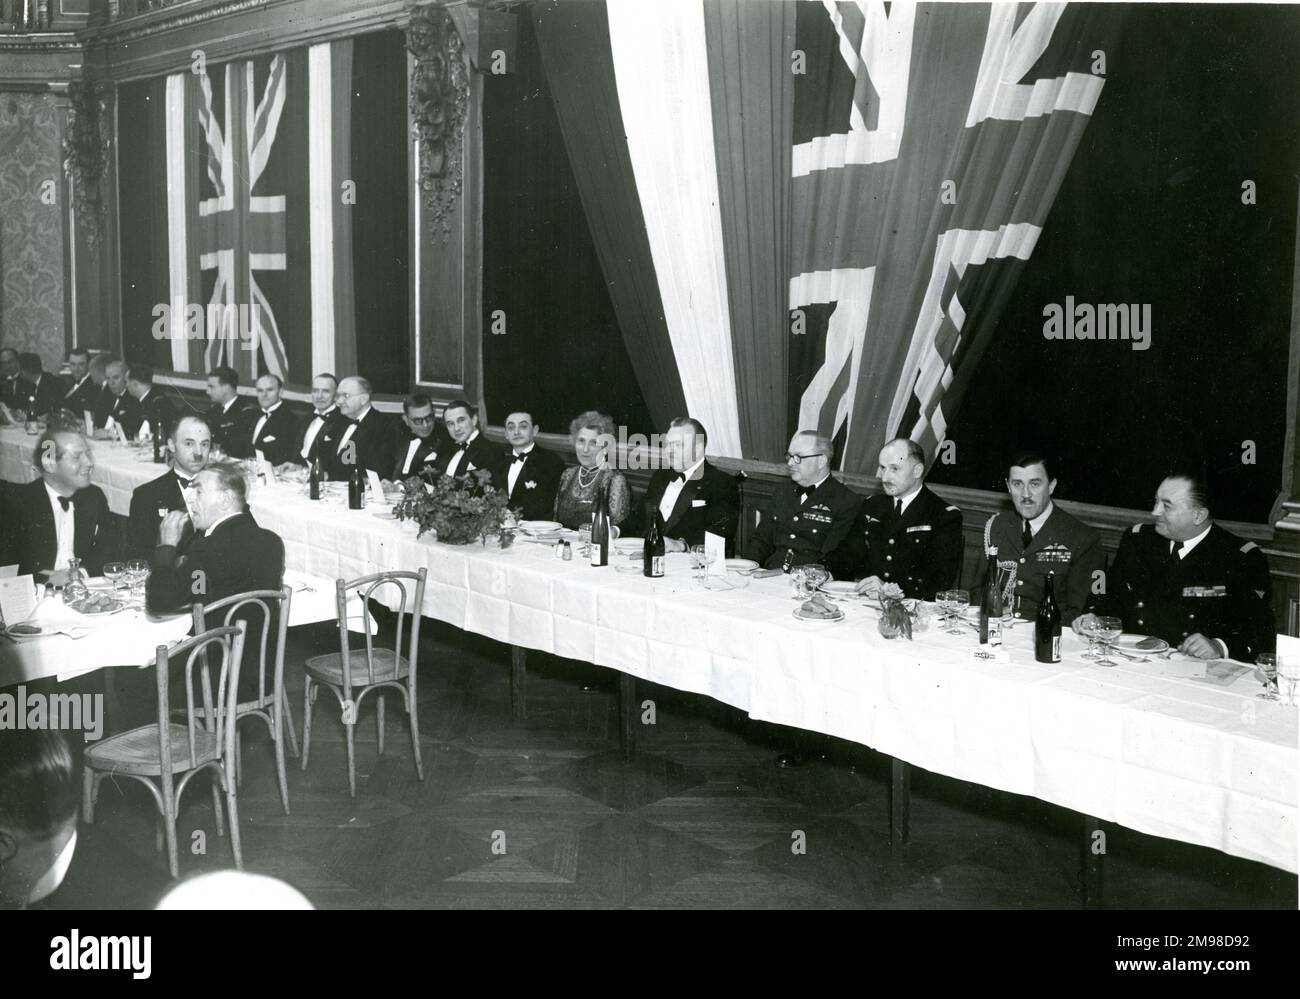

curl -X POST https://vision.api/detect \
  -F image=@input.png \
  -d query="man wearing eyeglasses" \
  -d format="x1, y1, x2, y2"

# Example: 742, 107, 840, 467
388, 392, 450, 482
748, 430, 863, 571
322, 376, 395, 479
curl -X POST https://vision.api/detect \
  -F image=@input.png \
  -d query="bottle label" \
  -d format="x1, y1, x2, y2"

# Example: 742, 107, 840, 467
987, 619, 1002, 647
649, 556, 664, 577
1051, 635, 1060, 661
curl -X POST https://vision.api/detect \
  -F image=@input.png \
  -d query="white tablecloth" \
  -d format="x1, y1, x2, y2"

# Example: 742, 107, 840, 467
2, 429, 1296, 872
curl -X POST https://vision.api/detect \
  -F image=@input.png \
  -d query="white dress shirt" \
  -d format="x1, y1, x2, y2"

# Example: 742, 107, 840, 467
64, 374, 90, 399
252, 400, 281, 448
444, 430, 480, 478
1024, 502, 1055, 540
507, 444, 535, 495
894, 485, 922, 517
44, 481, 76, 571
659, 457, 705, 523
336, 406, 371, 453
1174, 523, 1212, 558
800, 473, 831, 506
300, 406, 336, 460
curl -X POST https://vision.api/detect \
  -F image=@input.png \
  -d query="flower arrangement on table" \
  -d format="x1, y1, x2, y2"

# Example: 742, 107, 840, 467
393, 468, 518, 547
876, 582, 929, 640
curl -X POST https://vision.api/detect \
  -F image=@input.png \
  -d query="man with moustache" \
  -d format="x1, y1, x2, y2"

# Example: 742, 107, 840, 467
748, 430, 862, 571
642, 417, 739, 554
281, 372, 344, 473
388, 393, 450, 482
248, 373, 300, 466
1075, 472, 1274, 661
0, 429, 117, 577
499, 409, 564, 520
91, 360, 141, 437
126, 415, 211, 558
434, 399, 500, 484
59, 348, 97, 418
838, 438, 963, 599
323, 376, 395, 479
204, 365, 252, 458
125, 364, 175, 441
979, 451, 1103, 622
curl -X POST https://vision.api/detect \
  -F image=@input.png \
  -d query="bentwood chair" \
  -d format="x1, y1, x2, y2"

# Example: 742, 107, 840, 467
301, 568, 427, 797
83, 621, 248, 879
191, 586, 296, 814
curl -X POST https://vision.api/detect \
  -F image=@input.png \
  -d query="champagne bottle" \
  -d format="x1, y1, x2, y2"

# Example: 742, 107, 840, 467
309, 457, 321, 500
152, 426, 163, 463
643, 509, 665, 577
1035, 571, 1062, 663
979, 547, 1003, 645
590, 483, 610, 567
347, 462, 364, 510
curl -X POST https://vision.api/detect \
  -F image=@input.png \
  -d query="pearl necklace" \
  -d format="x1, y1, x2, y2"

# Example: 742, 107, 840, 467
577, 465, 600, 489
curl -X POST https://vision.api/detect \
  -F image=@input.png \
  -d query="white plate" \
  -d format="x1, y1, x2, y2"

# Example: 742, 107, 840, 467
819, 580, 858, 595
725, 558, 759, 573
521, 520, 563, 533
792, 607, 845, 624
1115, 633, 1170, 653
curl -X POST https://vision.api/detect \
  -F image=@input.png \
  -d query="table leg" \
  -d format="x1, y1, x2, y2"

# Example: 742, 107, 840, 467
618, 673, 637, 762
1082, 813, 1105, 909
890, 757, 910, 855
510, 646, 526, 723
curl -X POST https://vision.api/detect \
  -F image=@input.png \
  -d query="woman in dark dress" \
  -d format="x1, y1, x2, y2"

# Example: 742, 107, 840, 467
553, 410, 631, 530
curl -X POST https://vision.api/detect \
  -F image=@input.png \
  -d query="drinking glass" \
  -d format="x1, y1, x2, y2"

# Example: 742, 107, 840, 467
126, 559, 150, 604
940, 589, 970, 635
577, 525, 592, 558
1076, 615, 1101, 659
1256, 653, 1279, 702
1094, 616, 1123, 666
103, 561, 126, 593
689, 544, 706, 582
1277, 657, 1300, 707
791, 564, 828, 600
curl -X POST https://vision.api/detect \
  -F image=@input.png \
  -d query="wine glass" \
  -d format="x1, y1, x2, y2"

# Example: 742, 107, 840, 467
1255, 653, 1279, 702
940, 589, 970, 635
1277, 657, 1300, 707
103, 561, 126, 593
126, 558, 150, 604
689, 544, 706, 582
1075, 614, 1101, 659
1093, 616, 1123, 666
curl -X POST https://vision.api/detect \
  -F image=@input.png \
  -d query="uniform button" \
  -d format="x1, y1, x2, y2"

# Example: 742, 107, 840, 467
788, 534, 796, 540
812, 528, 818, 534
885, 556, 892, 561
1019, 558, 1026, 564
1182, 632, 1189, 638
1136, 602, 1144, 609
1189, 614, 1195, 620
1137, 620, 1144, 626
884, 572, 891, 578
1016, 580, 1024, 586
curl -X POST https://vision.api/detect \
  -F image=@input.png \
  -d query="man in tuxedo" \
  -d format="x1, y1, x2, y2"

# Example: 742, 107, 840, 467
434, 399, 499, 483
0, 429, 117, 577
642, 417, 739, 554
500, 409, 564, 520
748, 431, 863, 571
978, 452, 1103, 622
205, 365, 252, 458
126, 415, 211, 558
281, 372, 342, 472
15, 353, 62, 418
1077, 472, 1274, 661
125, 364, 175, 441
247, 373, 300, 466
0, 347, 20, 409
322, 376, 395, 479
59, 348, 97, 419
837, 438, 963, 600
388, 392, 450, 482
92, 360, 140, 436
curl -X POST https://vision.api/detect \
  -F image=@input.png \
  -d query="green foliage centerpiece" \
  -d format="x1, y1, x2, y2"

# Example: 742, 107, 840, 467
877, 582, 914, 640
394, 469, 514, 547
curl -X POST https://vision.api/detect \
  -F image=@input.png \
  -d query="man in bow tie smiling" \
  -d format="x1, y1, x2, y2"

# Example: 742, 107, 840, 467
434, 399, 501, 486
249, 373, 300, 466
642, 418, 739, 554
127, 415, 211, 558
388, 392, 450, 483
500, 409, 563, 520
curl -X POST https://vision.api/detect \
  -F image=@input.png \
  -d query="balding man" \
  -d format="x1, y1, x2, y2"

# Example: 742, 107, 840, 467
0, 429, 117, 577
835, 438, 963, 599
285, 372, 344, 470
1078, 472, 1274, 661
248, 373, 300, 466
127, 415, 211, 558
748, 431, 863, 571
322, 376, 395, 479
92, 359, 141, 436
205, 366, 253, 458
642, 417, 739, 554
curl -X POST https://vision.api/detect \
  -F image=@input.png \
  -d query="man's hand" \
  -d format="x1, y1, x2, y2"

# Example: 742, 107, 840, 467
1179, 633, 1221, 659
854, 575, 883, 595
1071, 612, 1099, 635
275, 462, 299, 476
665, 538, 688, 554
158, 510, 190, 548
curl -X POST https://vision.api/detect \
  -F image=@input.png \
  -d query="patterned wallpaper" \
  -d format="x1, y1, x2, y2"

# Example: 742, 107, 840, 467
0, 91, 65, 369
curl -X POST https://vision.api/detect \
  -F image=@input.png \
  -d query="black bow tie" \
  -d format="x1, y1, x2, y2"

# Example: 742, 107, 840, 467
57, 495, 73, 512
512, 452, 529, 463
175, 474, 193, 488
456, 441, 469, 451
262, 408, 274, 417
670, 471, 685, 482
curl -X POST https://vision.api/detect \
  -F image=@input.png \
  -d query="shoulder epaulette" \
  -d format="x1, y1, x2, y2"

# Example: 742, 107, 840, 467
1240, 541, 1259, 554
945, 505, 959, 512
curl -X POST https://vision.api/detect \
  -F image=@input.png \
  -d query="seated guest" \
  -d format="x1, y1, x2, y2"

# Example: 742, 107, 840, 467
88, 351, 108, 388
282, 372, 342, 471
553, 410, 630, 529
838, 438, 962, 599
146, 462, 285, 701
322, 376, 395, 480
1076, 472, 1274, 660
434, 399, 500, 483
0, 347, 20, 409
204, 365, 252, 458
59, 348, 96, 418
248, 373, 299, 466
15, 352, 62, 418
126, 415, 211, 558
748, 431, 862, 571
92, 360, 140, 436
642, 417, 739, 554
389, 392, 450, 481
0, 729, 80, 909
125, 364, 174, 441
501, 409, 564, 521
0, 429, 117, 577
978, 451, 1103, 622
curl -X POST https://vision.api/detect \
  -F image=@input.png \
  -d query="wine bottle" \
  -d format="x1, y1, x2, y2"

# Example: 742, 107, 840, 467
309, 457, 321, 500
643, 509, 665, 577
152, 427, 163, 463
979, 547, 1003, 645
347, 463, 364, 510
590, 483, 610, 567
1035, 571, 1062, 663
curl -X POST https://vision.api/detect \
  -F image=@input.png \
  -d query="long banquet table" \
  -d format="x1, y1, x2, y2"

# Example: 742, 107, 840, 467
2, 428, 1296, 875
